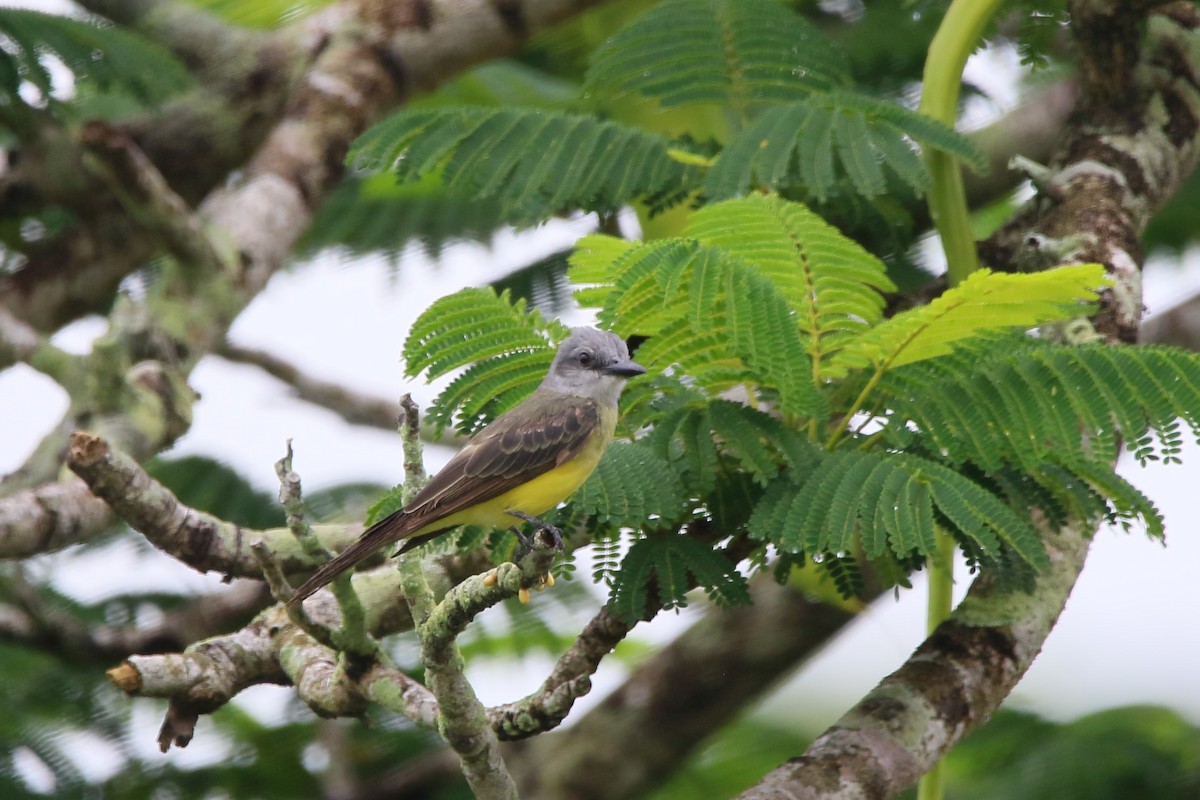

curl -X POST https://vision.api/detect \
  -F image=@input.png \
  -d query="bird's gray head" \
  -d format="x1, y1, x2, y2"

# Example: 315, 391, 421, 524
540, 327, 646, 405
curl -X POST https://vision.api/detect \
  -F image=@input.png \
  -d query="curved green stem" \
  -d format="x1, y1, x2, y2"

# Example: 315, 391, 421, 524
920, 0, 1005, 286
917, 3, 1005, 799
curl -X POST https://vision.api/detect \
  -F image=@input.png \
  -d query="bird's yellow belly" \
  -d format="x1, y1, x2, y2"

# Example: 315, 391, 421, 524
498, 451, 601, 515
453, 433, 611, 530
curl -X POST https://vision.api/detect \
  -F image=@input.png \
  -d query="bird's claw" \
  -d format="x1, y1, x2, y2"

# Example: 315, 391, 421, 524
507, 511, 564, 560
506, 512, 562, 602
518, 572, 556, 604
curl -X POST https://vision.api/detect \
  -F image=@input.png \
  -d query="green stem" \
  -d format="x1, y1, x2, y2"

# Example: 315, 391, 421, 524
825, 366, 884, 450
918, 528, 957, 800
917, 3, 1004, 798
919, 0, 1005, 286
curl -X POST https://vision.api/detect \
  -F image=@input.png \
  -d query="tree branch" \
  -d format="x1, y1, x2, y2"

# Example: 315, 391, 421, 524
3, 0, 610, 332
1140, 289, 1200, 348
77, 120, 230, 278
217, 341, 413, 432
109, 601, 442, 750
0, 478, 116, 559
736, 518, 1093, 799
419, 561, 524, 799
963, 78, 1081, 208
0, 580, 270, 664
110, 608, 289, 751
64, 431, 371, 578
491, 606, 631, 741
981, 1, 1200, 342
0, 307, 85, 381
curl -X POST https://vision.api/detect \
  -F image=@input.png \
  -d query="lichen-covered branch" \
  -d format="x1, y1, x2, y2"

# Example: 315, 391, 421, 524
736, 518, 1094, 800
109, 601, 441, 748
111, 609, 288, 751
0, 479, 116, 558
78, 120, 230, 278
963, 78, 1080, 208
64, 431, 371, 578
419, 558, 525, 800
0, 580, 269, 664
981, 1, 1200, 342
491, 607, 631, 741
0, 307, 85, 382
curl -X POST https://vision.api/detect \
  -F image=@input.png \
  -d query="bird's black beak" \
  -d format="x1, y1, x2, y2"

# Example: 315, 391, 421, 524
603, 358, 647, 378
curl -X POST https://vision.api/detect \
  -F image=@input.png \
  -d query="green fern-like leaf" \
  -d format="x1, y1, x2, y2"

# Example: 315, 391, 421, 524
404, 287, 568, 433
706, 91, 985, 200
685, 195, 894, 378
300, 173, 508, 258
572, 194, 915, 410
725, 261, 827, 419
705, 400, 789, 485
0, 9, 191, 108
608, 536, 657, 622
601, 240, 705, 335
590, 528, 625, 587
673, 536, 751, 608
828, 265, 1109, 378
569, 233, 640, 307
1057, 458, 1165, 538
181, 0, 332, 28
748, 450, 1048, 569
365, 484, 407, 528
706, 471, 766, 531
414, 59, 579, 111
432, 350, 558, 435
568, 441, 689, 529
821, 555, 865, 599
584, 0, 849, 108
646, 405, 723, 496
405, 287, 558, 379
347, 106, 696, 225
608, 534, 748, 622
572, 199, 844, 418
910, 455, 1049, 569
644, 400, 818, 499
876, 341, 1200, 475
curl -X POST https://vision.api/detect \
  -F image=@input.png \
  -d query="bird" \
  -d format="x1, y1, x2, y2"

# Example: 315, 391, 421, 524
285, 327, 646, 608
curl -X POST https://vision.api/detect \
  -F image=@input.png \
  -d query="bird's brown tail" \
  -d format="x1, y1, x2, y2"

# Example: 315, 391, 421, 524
284, 511, 413, 609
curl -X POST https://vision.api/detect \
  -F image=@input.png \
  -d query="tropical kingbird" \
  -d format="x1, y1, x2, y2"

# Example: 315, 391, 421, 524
286, 327, 645, 608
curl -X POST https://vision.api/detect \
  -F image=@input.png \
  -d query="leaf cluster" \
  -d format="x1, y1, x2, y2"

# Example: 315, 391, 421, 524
398, 188, 1200, 619
341, 0, 981, 243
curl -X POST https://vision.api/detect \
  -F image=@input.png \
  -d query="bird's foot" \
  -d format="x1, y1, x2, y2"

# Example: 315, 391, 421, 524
507, 511, 564, 558
507, 511, 563, 603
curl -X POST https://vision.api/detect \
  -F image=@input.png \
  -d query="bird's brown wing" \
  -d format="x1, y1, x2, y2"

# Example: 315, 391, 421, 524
285, 393, 600, 607
404, 393, 601, 520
